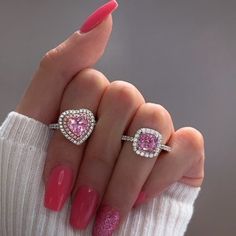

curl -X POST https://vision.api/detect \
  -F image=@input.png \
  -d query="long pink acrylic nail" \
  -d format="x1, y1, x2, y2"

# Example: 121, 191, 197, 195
70, 186, 99, 229
93, 205, 120, 236
80, 0, 118, 33
44, 166, 73, 211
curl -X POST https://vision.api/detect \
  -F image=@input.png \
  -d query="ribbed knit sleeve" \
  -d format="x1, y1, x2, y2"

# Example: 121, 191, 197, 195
0, 112, 200, 236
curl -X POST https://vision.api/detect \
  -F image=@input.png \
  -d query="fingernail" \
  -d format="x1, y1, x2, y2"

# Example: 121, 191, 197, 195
133, 191, 147, 208
70, 186, 100, 229
44, 166, 73, 211
80, 0, 118, 33
93, 205, 120, 236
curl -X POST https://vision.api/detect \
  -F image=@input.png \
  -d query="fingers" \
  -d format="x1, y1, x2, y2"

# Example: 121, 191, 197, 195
69, 81, 145, 229
44, 69, 109, 211
135, 127, 205, 206
93, 103, 174, 235
16, 1, 118, 124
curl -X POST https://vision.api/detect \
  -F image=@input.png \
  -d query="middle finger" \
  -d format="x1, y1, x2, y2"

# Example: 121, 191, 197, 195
70, 81, 145, 229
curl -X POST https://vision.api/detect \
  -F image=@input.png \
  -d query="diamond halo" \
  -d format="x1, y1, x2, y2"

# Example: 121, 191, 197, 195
57, 109, 95, 145
122, 128, 171, 158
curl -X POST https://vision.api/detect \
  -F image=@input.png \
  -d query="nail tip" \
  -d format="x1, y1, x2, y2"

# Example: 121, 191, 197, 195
113, 0, 119, 8
70, 186, 99, 231
93, 205, 120, 236
43, 166, 73, 212
70, 219, 87, 230
44, 197, 64, 211
80, 0, 119, 33
44, 202, 62, 212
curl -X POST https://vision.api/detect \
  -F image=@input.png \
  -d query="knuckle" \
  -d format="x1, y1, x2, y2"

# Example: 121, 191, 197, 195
177, 127, 205, 159
69, 69, 109, 92
108, 81, 144, 108
144, 103, 173, 131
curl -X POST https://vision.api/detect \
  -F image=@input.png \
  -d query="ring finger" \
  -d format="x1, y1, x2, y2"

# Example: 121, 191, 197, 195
93, 103, 174, 235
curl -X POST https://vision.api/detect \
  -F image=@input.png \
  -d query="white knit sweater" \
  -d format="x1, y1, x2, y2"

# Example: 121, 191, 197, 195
0, 112, 200, 236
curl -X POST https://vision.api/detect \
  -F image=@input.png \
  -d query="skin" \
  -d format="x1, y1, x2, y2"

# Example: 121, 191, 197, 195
16, 15, 205, 232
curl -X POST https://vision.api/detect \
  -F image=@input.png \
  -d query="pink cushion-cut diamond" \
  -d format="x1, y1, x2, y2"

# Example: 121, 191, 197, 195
137, 133, 158, 153
67, 116, 89, 137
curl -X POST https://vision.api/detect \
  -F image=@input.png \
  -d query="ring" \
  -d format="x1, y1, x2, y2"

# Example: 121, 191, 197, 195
49, 109, 95, 145
122, 128, 171, 158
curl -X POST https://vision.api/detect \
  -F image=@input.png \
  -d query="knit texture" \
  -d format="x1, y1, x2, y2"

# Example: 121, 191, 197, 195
0, 112, 200, 236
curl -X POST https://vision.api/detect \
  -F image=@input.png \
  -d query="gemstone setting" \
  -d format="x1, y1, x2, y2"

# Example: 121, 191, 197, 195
58, 109, 95, 145
133, 128, 162, 158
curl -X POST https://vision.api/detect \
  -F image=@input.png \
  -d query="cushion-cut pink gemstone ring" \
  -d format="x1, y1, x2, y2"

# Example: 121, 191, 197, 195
122, 128, 171, 158
49, 109, 95, 145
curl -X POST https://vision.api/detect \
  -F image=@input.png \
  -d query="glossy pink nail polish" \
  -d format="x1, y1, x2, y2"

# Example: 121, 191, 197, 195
93, 205, 120, 236
133, 191, 147, 208
44, 166, 73, 211
80, 0, 118, 33
70, 186, 100, 229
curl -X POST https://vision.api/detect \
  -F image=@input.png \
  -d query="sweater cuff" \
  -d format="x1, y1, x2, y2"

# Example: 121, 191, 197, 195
119, 182, 201, 236
0, 111, 51, 150
164, 182, 200, 205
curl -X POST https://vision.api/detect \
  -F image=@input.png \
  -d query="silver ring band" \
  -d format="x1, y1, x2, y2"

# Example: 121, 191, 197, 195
49, 124, 60, 129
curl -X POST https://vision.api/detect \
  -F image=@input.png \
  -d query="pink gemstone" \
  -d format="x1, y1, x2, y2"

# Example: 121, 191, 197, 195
137, 133, 158, 152
67, 115, 89, 136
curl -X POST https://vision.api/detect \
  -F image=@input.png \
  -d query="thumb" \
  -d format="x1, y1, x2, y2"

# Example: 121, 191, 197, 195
16, 0, 118, 124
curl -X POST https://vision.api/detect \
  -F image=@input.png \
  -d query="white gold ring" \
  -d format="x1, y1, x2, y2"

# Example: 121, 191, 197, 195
49, 109, 95, 145
122, 128, 171, 158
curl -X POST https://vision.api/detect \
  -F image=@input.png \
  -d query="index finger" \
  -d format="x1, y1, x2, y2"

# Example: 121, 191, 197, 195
16, 0, 118, 124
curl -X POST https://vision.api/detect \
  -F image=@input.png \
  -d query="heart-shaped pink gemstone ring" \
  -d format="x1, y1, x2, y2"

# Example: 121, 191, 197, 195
49, 109, 95, 145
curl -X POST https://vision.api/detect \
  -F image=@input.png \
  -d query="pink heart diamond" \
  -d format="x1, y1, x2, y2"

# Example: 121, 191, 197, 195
67, 116, 89, 137
58, 109, 95, 145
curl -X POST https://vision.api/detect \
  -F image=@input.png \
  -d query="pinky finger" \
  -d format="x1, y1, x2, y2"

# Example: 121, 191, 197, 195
135, 127, 205, 206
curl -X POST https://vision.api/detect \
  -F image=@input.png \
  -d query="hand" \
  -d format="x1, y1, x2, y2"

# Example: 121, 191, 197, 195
44, 76, 204, 236
15, 1, 205, 236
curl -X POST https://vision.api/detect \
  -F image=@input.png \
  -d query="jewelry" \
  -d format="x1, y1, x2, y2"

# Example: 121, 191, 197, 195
122, 128, 171, 158
49, 109, 95, 145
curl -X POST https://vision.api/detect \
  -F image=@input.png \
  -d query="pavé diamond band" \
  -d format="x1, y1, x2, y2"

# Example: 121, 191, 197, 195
122, 128, 171, 158
49, 109, 95, 145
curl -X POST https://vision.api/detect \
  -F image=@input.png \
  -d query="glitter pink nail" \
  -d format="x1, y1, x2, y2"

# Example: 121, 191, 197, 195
93, 205, 120, 236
